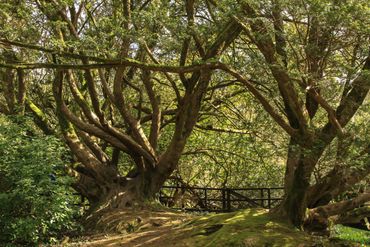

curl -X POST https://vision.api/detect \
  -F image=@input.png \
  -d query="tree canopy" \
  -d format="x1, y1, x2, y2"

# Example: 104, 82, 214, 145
0, 0, 369, 233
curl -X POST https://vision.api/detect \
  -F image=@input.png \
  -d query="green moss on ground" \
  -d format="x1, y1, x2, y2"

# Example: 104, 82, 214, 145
176, 209, 313, 247
67, 208, 367, 246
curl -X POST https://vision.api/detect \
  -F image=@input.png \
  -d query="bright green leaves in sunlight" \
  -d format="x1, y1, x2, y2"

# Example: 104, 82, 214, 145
0, 115, 80, 246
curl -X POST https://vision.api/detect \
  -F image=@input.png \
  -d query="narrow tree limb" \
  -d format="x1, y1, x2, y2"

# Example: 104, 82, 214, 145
220, 65, 297, 138
0, 61, 224, 73
272, 1, 287, 67
66, 71, 101, 125
336, 53, 370, 127
140, 109, 177, 124
98, 68, 115, 103
0, 38, 223, 73
52, 70, 112, 183
142, 41, 181, 103
195, 124, 249, 134
110, 148, 120, 168
320, 52, 370, 142
142, 69, 161, 150
0, 101, 9, 114
113, 67, 157, 162
234, 8, 308, 132
66, 70, 157, 164
82, 59, 105, 122
78, 130, 110, 164
3, 67, 15, 114
60, 102, 157, 165
25, 100, 54, 135
16, 69, 26, 114
55, 69, 156, 164
305, 86, 344, 135
293, 77, 345, 135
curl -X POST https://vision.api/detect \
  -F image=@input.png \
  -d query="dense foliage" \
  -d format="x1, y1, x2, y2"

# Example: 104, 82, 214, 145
0, 0, 368, 236
0, 116, 80, 245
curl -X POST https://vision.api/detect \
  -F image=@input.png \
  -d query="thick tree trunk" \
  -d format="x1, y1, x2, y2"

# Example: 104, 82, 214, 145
284, 138, 301, 194
75, 166, 169, 229
280, 140, 325, 228
282, 160, 312, 227
279, 139, 369, 231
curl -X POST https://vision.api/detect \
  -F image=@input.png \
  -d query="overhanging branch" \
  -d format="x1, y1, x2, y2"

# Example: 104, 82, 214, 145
0, 39, 222, 73
0, 61, 222, 73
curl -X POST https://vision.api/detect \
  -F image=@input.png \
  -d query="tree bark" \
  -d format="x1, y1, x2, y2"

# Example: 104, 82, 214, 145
282, 143, 324, 228
305, 193, 370, 232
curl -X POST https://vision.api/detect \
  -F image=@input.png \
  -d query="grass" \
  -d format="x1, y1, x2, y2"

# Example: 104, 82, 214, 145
331, 224, 370, 245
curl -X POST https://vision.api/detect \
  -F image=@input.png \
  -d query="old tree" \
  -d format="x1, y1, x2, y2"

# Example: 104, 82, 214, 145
0, 0, 369, 231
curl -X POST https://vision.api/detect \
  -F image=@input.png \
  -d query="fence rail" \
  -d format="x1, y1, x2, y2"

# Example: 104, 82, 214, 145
158, 185, 284, 212
73, 185, 284, 212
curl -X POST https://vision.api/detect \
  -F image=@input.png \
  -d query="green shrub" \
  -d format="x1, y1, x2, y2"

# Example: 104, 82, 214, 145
0, 115, 80, 246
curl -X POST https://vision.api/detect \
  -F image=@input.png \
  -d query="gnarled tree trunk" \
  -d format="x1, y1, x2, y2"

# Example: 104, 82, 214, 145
227, 1, 370, 230
39, 0, 242, 229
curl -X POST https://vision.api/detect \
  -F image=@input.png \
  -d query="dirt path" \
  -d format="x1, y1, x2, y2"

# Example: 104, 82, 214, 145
67, 209, 195, 247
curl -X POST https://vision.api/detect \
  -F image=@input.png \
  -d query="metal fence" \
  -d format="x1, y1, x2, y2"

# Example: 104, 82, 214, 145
158, 185, 284, 212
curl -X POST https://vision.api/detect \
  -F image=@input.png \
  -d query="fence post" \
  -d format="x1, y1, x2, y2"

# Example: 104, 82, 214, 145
260, 189, 264, 208
227, 189, 231, 211
181, 186, 185, 208
204, 188, 207, 209
267, 188, 271, 209
222, 189, 226, 211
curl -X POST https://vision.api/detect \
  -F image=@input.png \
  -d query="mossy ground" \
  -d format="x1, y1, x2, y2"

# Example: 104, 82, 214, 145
66, 208, 366, 246
176, 209, 312, 247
